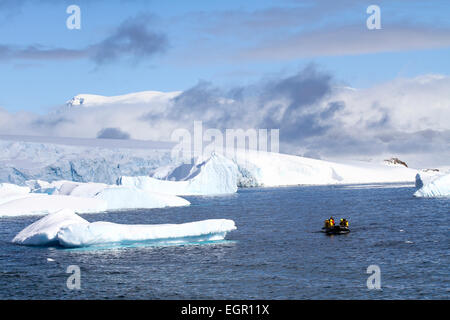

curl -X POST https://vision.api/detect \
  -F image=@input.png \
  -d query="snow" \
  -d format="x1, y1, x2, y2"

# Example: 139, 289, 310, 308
0, 180, 189, 217
12, 210, 237, 248
119, 153, 238, 195
414, 173, 450, 198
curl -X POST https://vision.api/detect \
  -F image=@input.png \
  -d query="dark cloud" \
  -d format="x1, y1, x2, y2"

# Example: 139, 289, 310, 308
91, 14, 168, 65
166, 64, 337, 142
259, 65, 334, 141
0, 14, 167, 65
97, 127, 131, 140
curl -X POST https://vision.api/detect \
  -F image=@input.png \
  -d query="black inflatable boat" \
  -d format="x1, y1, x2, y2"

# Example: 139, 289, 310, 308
322, 225, 350, 235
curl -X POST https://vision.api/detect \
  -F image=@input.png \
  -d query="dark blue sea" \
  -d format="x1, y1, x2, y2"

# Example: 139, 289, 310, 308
0, 184, 448, 299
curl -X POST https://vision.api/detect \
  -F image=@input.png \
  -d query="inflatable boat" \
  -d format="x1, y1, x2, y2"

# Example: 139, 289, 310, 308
322, 225, 350, 235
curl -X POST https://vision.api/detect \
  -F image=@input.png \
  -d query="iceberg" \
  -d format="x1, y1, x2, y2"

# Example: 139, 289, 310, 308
414, 173, 450, 198
57, 219, 237, 248
12, 209, 89, 245
0, 180, 189, 217
119, 153, 238, 195
12, 210, 237, 248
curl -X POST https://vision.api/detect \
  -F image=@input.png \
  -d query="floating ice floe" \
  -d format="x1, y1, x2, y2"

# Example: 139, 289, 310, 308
13, 210, 237, 248
414, 173, 450, 198
0, 180, 189, 217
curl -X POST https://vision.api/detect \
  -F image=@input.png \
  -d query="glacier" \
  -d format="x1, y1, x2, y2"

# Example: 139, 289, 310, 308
229, 150, 420, 187
414, 173, 450, 198
0, 136, 425, 192
12, 210, 237, 248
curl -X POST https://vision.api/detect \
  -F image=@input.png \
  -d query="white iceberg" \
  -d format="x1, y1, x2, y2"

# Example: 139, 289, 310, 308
12, 209, 89, 245
0, 180, 189, 217
57, 219, 236, 248
12, 210, 237, 248
119, 153, 238, 195
414, 173, 450, 198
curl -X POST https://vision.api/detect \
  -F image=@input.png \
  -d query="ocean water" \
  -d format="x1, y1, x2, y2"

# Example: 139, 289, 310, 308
0, 184, 448, 299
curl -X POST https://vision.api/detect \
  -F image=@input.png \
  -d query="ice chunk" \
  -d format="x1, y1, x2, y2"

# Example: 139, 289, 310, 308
12, 209, 89, 245
119, 153, 238, 195
12, 209, 237, 248
414, 173, 450, 198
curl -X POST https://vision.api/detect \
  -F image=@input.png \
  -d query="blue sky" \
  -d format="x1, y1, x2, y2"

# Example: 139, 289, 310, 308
1, 0, 450, 112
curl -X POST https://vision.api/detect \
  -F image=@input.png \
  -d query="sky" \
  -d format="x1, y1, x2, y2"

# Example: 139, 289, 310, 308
0, 0, 449, 111
0, 0, 449, 166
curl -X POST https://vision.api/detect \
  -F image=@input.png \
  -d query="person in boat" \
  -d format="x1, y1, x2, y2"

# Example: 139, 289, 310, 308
340, 218, 349, 228
324, 219, 330, 228
329, 216, 335, 227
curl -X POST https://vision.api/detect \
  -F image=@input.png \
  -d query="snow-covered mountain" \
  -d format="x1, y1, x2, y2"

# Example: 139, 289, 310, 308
66, 90, 182, 107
